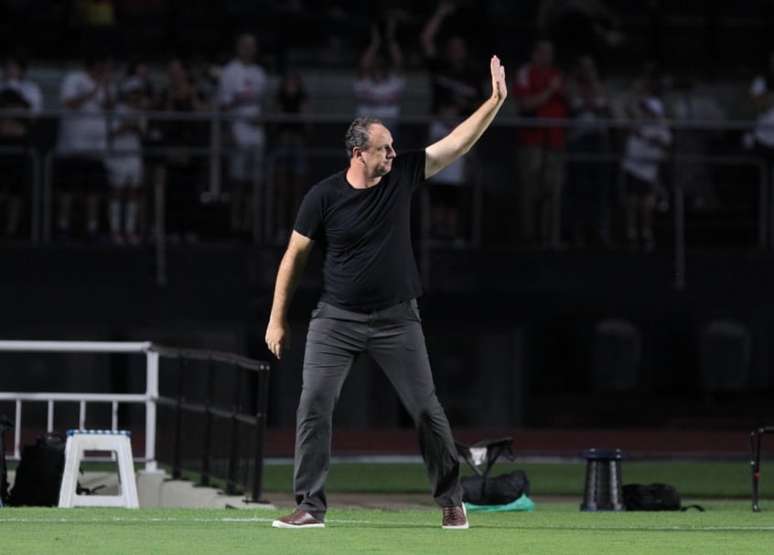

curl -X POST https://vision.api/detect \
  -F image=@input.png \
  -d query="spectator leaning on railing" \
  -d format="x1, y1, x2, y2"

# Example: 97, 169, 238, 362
158, 58, 209, 243
514, 39, 568, 250
353, 12, 405, 133
0, 55, 42, 239
105, 77, 146, 246
218, 33, 268, 239
621, 97, 672, 252
421, 2, 484, 244
272, 70, 309, 241
750, 51, 774, 160
56, 56, 113, 239
565, 54, 611, 248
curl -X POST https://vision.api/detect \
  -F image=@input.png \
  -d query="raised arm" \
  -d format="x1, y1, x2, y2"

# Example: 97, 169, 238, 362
421, 2, 455, 59
265, 231, 315, 359
385, 12, 403, 71
424, 55, 507, 179
359, 24, 382, 74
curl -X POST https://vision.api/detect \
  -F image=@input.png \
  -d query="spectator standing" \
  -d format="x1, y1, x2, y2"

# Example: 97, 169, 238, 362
124, 60, 156, 109
353, 14, 405, 132
421, 2, 484, 244
0, 56, 42, 238
565, 55, 610, 247
218, 33, 268, 238
670, 77, 724, 212
105, 77, 146, 245
158, 59, 208, 242
421, 2, 483, 117
514, 39, 568, 249
621, 97, 672, 252
750, 52, 774, 159
272, 70, 309, 240
56, 57, 113, 238
0, 56, 42, 114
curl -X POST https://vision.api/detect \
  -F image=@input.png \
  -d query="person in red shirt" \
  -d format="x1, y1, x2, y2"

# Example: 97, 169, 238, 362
514, 40, 568, 248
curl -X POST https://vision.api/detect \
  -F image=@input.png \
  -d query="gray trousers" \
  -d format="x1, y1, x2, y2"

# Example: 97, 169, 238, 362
293, 299, 462, 518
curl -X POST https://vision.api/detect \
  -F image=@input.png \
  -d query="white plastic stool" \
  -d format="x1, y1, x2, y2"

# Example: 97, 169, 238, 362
58, 430, 139, 509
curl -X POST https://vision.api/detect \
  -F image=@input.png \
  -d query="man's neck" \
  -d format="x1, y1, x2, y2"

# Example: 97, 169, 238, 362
346, 165, 381, 189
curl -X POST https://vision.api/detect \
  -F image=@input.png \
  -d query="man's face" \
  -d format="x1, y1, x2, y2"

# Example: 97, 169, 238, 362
358, 124, 396, 178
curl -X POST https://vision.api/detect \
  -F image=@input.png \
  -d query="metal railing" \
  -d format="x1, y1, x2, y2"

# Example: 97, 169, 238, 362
0, 340, 270, 501
3, 109, 774, 290
151, 345, 270, 502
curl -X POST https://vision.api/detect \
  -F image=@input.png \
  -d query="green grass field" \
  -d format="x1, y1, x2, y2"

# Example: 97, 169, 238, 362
2, 503, 773, 554
3, 461, 773, 553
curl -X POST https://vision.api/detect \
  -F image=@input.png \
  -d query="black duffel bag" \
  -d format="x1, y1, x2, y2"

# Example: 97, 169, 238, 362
461, 470, 530, 505
623, 483, 704, 512
9, 433, 66, 507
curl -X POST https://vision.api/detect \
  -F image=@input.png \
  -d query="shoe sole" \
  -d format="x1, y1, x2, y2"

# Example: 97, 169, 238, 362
271, 520, 325, 529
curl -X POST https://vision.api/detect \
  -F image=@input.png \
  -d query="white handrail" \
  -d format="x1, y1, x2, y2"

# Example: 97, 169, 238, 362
0, 340, 158, 471
0, 393, 147, 402
0, 340, 152, 353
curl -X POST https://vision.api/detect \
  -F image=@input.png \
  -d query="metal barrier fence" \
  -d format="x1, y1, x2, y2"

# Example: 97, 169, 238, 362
0, 340, 270, 502
151, 345, 270, 502
2, 109, 774, 290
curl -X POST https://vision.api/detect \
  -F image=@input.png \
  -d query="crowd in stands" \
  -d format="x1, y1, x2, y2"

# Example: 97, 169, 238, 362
0, 1, 772, 252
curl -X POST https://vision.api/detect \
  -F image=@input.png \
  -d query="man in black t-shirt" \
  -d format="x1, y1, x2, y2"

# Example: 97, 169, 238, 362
267, 56, 508, 530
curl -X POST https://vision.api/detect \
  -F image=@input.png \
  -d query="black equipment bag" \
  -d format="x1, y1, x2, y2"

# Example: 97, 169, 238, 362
456, 437, 530, 505
623, 483, 704, 512
9, 433, 67, 507
461, 470, 530, 505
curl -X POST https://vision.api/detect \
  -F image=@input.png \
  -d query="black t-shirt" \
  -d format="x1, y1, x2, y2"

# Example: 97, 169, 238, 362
294, 150, 426, 312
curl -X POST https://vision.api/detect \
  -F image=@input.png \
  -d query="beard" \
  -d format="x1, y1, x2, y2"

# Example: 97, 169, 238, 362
373, 160, 393, 177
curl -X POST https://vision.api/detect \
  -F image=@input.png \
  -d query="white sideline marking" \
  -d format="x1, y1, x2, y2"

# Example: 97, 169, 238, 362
1, 516, 774, 532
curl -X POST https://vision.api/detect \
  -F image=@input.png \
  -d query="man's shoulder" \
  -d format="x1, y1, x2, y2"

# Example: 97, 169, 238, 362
392, 150, 425, 179
307, 171, 344, 196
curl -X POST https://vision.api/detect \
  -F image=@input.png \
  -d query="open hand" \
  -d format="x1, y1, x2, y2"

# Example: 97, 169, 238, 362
490, 55, 507, 104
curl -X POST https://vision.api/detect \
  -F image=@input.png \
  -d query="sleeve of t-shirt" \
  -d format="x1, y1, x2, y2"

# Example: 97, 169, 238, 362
395, 150, 426, 191
293, 185, 325, 240
61, 73, 84, 103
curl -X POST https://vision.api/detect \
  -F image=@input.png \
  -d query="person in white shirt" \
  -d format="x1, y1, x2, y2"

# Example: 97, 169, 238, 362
0, 56, 42, 238
353, 14, 405, 132
621, 97, 672, 251
218, 33, 268, 236
106, 77, 146, 245
56, 58, 112, 238
0, 56, 42, 114
750, 52, 774, 152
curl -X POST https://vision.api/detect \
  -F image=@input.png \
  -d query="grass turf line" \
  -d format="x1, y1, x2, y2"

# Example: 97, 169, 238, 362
1, 503, 773, 555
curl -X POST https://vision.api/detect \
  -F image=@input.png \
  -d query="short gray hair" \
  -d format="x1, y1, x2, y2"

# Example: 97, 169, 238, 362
344, 117, 384, 158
